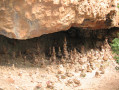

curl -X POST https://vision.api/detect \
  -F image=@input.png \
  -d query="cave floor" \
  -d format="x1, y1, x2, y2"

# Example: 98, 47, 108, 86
0, 53, 119, 90
0, 28, 119, 90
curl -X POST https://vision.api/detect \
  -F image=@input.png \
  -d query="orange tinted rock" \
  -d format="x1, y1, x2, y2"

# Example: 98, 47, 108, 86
7, 77, 15, 84
0, 0, 118, 39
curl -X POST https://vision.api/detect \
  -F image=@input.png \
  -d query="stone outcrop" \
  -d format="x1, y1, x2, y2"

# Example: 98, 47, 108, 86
0, 0, 118, 39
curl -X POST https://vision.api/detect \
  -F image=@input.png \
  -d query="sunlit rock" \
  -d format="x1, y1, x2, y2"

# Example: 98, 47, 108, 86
0, 0, 118, 39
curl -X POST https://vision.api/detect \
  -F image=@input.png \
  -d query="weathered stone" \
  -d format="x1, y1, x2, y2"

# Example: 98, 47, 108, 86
0, 0, 118, 39
61, 75, 66, 79
73, 79, 81, 86
95, 72, 100, 78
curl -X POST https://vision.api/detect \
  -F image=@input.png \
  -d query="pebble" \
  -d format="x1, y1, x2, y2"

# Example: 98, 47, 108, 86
95, 72, 100, 78
7, 77, 15, 84
57, 65, 65, 74
103, 54, 108, 61
87, 65, 92, 72
67, 79, 73, 84
78, 60, 84, 65
35, 83, 42, 89
75, 68, 79, 73
80, 72, 86, 77
18, 72, 22, 76
46, 81, 54, 89
56, 75, 60, 79
99, 65, 104, 71
90, 64, 95, 70
61, 75, 66, 79
80, 69, 86, 77
73, 79, 81, 86
57, 70, 64, 74
78, 66, 83, 71
66, 72, 74, 77
100, 70, 105, 74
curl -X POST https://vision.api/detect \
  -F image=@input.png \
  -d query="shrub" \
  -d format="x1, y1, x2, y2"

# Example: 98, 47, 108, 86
118, 4, 119, 8
111, 33, 119, 63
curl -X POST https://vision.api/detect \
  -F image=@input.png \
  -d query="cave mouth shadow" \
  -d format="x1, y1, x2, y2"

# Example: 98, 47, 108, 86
0, 27, 118, 67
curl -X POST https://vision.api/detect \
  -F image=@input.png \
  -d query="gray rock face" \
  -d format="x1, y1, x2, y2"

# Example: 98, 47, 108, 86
0, 0, 118, 39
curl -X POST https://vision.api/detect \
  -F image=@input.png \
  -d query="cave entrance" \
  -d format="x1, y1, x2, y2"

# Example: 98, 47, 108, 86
0, 27, 118, 66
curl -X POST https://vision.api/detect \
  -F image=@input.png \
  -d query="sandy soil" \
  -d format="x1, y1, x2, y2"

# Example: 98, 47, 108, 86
0, 53, 119, 90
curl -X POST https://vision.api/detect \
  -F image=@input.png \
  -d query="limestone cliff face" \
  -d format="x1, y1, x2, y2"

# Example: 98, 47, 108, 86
0, 0, 118, 39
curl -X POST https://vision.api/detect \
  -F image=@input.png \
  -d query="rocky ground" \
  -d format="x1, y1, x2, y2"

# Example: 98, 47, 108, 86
0, 28, 119, 90
0, 45, 119, 90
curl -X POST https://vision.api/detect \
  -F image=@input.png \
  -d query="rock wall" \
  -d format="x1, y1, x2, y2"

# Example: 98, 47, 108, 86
0, 0, 118, 39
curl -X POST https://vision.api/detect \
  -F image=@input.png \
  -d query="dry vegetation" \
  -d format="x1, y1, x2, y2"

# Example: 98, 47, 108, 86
0, 27, 119, 90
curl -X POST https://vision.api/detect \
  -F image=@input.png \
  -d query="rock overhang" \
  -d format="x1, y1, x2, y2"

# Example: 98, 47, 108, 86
0, 0, 119, 39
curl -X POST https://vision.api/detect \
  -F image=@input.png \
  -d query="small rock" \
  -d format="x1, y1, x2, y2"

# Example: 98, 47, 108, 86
88, 56, 94, 63
95, 72, 100, 78
7, 77, 15, 84
103, 54, 108, 61
29, 72, 33, 77
90, 63, 95, 70
56, 75, 60, 79
67, 79, 73, 84
78, 66, 83, 71
57, 70, 64, 74
82, 57, 87, 62
87, 65, 92, 72
80, 69, 86, 77
35, 83, 42, 89
87, 68, 92, 72
80, 72, 86, 77
57, 65, 65, 74
61, 75, 66, 79
46, 81, 54, 89
46, 67, 50, 72
41, 74, 47, 78
88, 59, 94, 63
100, 70, 105, 74
73, 79, 81, 86
99, 65, 104, 71
18, 72, 22, 76
75, 68, 79, 73
95, 63, 101, 68
103, 61, 109, 68
66, 72, 74, 77
78, 60, 84, 65
101, 61, 104, 64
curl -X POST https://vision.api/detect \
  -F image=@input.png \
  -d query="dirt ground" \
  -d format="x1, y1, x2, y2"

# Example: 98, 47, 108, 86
0, 27, 119, 90
0, 59, 119, 90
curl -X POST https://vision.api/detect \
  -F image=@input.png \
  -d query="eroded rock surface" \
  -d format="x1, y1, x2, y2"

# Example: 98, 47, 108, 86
0, 0, 118, 39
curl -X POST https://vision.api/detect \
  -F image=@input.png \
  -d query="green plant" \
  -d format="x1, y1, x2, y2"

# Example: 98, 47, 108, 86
118, 4, 119, 8
111, 33, 119, 64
